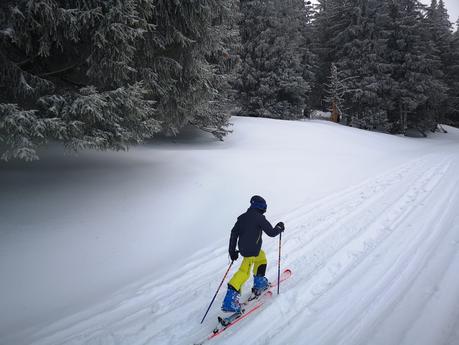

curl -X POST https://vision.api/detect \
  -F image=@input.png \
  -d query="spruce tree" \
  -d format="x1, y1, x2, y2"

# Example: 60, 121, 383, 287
298, 0, 318, 118
324, 63, 346, 123
314, 0, 393, 130
0, 0, 231, 161
146, 0, 231, 138
206, 0, 241, 134
312, 0, 346, 111
385, 0, 447, 133
427, 0, 456, 127
336, 0, 393, 130
447, 20, 459, 126
238, 0, 311, 119
0, 0, 156, 161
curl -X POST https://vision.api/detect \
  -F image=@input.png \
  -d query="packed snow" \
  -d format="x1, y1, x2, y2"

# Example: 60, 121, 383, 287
1, 117, 459, 345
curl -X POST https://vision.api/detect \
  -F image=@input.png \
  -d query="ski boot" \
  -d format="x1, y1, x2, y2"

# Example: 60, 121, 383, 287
251, 275, 269, 297
221, 285, 241, 313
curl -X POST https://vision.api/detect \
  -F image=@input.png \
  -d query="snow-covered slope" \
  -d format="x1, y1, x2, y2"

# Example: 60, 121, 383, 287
1, 117, 459, 345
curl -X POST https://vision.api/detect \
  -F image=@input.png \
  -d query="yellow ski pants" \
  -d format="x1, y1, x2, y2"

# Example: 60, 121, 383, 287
228, 250, 267, 292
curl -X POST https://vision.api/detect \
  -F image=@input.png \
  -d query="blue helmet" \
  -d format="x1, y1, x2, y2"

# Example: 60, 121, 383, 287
250, 195, 267, 211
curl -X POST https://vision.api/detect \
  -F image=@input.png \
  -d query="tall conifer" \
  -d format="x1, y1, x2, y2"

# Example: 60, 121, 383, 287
238, 0, 311, 119
447, 19, 459, 125
0, 0, 231, 161
426, 0, 456, 126
385, 0, 447, 133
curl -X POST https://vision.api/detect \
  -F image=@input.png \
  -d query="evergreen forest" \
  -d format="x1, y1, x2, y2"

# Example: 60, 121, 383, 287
1, 0, 458, 161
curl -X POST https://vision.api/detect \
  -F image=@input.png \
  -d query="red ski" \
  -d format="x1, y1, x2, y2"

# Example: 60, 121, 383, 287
193, 269, 292, 345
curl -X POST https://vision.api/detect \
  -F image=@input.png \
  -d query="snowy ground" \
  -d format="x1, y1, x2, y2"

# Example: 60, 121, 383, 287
1, 117, 459, 345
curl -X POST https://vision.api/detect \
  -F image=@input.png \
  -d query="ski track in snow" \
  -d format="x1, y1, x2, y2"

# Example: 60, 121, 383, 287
16, 152, 459, 345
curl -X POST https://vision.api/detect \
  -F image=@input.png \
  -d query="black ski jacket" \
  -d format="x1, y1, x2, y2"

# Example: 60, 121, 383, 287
229, 208, 281, 257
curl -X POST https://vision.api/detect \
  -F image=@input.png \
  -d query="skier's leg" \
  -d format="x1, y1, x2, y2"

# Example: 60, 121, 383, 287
222, 257, 254, 312
228, 257, 254, 292
252, 250, 269, 295
252, 250, 267, 276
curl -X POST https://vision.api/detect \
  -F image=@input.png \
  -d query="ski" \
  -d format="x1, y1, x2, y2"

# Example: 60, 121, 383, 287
215, 289, 272, 327
193, 268, 292, 345
214, 268, 291, 329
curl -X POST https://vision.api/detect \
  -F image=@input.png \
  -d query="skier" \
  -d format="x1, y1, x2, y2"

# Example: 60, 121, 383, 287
221, 195, 285, 313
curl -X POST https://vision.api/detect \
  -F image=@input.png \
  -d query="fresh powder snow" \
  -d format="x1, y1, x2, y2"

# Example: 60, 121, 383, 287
1, 117, 459, 345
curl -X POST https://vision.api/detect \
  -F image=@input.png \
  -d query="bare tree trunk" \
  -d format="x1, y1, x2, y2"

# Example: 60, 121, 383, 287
331, 99, 340, 122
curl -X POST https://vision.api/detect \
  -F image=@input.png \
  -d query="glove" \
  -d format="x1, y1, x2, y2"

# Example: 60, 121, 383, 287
275, 222, 285, 232
229, 250, 239, 261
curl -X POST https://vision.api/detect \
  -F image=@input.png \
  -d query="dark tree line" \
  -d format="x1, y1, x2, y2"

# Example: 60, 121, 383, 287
236, 0, 459, 134
237, 0, 314, 119
0, 0, 235, 161
1, 0, 459, 161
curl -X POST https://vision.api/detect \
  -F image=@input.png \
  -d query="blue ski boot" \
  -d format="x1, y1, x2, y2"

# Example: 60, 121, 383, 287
221, 285, 241, 313
251, 275, 269, 297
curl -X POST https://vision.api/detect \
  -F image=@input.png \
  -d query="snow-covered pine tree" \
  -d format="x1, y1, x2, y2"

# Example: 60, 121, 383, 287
313, 0, 392, 130
335, 0, 394, 130
427, 0, 453, 61
238, 0, 311, 119
0, 0, 231, 161
205, 0, 241, 134
324, 63, 346, 123
0, 0, 159, 161
426, 0, 456, 127
310, 0, 336, 110
385, 0, 447, 134
447, 20, 459, 126
299, 0, 318, 118
144, 0, 231, 139
312, 0, 354, 112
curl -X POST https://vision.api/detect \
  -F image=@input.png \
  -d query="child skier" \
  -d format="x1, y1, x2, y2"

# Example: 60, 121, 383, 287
221, 195, 285, 313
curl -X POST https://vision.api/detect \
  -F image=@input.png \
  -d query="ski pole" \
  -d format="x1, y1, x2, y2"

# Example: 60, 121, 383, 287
200, 260, 234, 324
277, 231, 282, 295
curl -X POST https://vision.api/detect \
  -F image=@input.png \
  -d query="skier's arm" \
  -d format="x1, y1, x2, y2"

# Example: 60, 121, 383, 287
260, 217, 283, 237
229, 222, 239, 256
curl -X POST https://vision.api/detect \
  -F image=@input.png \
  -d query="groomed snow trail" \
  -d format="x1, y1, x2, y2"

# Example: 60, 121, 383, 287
22, 151, 459, 345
